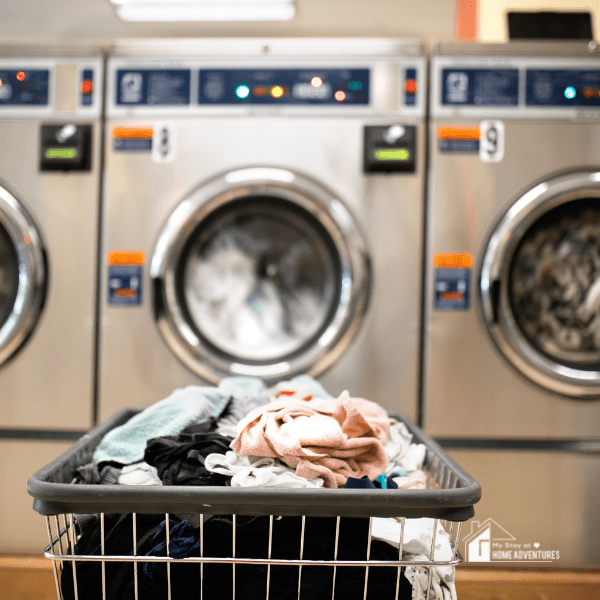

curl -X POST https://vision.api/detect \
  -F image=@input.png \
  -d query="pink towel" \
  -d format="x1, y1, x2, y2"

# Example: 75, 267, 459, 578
230, 390, 390, 488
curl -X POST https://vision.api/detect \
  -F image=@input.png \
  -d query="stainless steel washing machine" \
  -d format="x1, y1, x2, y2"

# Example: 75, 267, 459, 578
0, 44, 102, 551
424, 42, 600, 566
98, 38, 426, 423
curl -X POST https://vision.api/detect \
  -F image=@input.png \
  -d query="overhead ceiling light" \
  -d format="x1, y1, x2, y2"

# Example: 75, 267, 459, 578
109, 0, 296, 22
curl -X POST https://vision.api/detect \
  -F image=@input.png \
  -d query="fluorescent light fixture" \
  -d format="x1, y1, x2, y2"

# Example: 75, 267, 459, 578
109, 0, 295, 21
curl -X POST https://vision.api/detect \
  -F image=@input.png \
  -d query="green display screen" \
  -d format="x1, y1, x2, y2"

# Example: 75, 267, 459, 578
374, 148, 410, 161
45, 148, 77, 159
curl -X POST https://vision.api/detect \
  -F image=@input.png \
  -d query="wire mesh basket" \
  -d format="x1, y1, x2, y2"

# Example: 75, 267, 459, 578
28, 409, 481, 600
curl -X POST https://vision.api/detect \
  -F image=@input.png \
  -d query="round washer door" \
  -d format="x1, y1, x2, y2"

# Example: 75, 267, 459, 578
150, 167, 371, 383
0, 184, 46, 366
481, 170, 600, 397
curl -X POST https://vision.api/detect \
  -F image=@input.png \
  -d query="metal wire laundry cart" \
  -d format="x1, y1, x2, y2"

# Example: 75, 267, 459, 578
28, 410, 481, 600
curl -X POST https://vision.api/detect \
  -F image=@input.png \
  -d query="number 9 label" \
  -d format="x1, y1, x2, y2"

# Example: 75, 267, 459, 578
479, 120, 504, 163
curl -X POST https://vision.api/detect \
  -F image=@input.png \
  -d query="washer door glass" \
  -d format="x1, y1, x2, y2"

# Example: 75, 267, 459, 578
180, 198, 340, 361
0, 221, 19, 330
510, 199, 600, 366
152, 167, 370, 383
0, 185, 46, 366
480, 171, 600, 397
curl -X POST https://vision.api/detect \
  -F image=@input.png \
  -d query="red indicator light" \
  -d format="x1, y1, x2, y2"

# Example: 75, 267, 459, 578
334, 90, 346, 102
311, 77, 323, 88
16, 71, 25, 81
405, 79, 417, 94
0, 79, 3, 87
253, 86, 268, 96
81, 79, 93, 95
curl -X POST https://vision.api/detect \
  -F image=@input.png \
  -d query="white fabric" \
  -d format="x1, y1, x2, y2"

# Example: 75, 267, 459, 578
392, 469, 427, 490
117, 462, 162, 486
371, 517, 457, 600
384, 420, 426, 474
204, 450, 325, 488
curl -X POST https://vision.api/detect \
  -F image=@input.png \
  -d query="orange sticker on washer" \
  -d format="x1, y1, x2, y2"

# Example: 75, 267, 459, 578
106, 250, 146, 266
437, 126, 480, 140
112, 127, 153, 139
433, 252, 474, 269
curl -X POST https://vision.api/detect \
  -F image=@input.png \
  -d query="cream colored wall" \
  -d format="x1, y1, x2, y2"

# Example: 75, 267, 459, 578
479, 0, 599, 41
0, 0, 455, 42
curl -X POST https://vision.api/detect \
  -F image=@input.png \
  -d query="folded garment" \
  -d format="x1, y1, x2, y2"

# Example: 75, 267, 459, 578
204, 450, 324, 488
144, 432, 233, 486
231, 390, 390, 488
345, 475, 399, 490
392, 470, 427, 490
118, 462, 162, 486
93, 387, 231, 465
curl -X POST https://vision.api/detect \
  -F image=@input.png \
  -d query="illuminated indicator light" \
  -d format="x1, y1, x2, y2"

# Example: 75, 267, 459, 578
107, 250, 145, 266
23, 233, 31, 245
235, 85, 250, 99
375, 149, 410, 161
253, 86, 268, 96
271, 86, 285, 98
311, 77, 323, 88
16, 71, 25, 81
45, 148, 77, 159
564, 86, 576, 99
0, 79, 3, 87
433, 252, 474, 269
347, 80, 363, 91
81, 79, 93, 95
334, 90, 346, 102
405, 79, 417, 94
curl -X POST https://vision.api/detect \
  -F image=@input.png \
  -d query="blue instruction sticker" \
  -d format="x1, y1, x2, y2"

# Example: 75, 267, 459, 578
108, 265, 142, 305
434, 268, 470, 310
439, 138, 480, 153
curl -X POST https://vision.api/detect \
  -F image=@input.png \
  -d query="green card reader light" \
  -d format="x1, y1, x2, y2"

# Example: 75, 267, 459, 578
40, 123, 92, 171
364, 124, 416, 173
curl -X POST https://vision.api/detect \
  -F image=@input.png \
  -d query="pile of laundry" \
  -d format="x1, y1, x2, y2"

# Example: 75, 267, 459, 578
64, 376, 457, 600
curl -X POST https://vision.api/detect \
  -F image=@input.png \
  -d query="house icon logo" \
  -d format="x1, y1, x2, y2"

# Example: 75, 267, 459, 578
462, 518, 516, 562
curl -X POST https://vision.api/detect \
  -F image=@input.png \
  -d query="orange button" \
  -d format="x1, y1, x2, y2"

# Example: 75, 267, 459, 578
433, 252, 474, 269
405, 79, 418, 94
107, 250, 146, 266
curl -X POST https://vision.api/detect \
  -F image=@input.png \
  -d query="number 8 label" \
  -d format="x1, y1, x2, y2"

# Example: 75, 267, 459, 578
479, 120, 504, 163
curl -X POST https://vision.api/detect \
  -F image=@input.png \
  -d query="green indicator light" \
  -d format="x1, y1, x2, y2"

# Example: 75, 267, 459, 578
347, 80, 363, 91
375, 149, 410, 161
46, 148, 77, 159
564, 86, 576, 99
235, 85, 250, 99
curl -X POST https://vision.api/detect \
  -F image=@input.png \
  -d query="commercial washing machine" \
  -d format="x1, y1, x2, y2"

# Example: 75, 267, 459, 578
424, 42, 600, 566
98, 38, 426, 422
0, 45, 102, 551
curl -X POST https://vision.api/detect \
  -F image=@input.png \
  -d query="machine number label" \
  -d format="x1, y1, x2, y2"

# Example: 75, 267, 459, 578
152, 122, 177, 163
434, 268, 470, 310
479, 120, 504, 162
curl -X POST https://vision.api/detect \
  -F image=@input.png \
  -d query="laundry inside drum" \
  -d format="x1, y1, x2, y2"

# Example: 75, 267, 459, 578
509, 199, 600, 366
0, 221, 19, 331
179, 197, 341, 362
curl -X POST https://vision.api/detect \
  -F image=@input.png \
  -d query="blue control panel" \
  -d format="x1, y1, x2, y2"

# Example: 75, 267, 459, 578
116, 69, 191, 106
526, 69, 600, 106
199, 69, 370, 105
0, 69, 49, 105
441, 68, 519, 106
